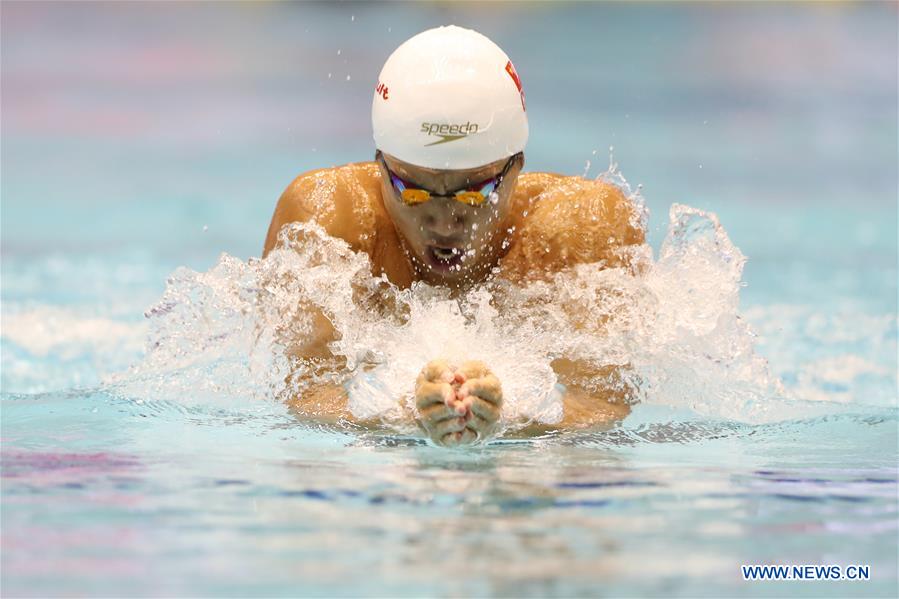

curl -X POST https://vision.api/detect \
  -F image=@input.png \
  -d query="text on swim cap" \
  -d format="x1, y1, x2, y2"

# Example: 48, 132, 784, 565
420, 122, 480, 136
375, 81, 389, 101
420, 121, 481, 146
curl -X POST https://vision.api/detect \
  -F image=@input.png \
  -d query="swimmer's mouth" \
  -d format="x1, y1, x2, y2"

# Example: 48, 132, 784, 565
425, 244, 466, 271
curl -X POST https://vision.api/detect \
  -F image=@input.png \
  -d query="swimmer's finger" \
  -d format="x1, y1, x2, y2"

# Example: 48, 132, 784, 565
458, 360, 489, 380
419, 359, 453, 384
467, 412, 494, 438
414, 381, 443, 406
440, 427, 477, 447
460, 375, 502, 406
469, 395, 501, 425
415, 382, 453, 409
419, 403, 458, 426
432, 415, 467, 439
459, 427, 478, 445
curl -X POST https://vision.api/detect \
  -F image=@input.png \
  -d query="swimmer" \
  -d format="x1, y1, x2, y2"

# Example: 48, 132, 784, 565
264, 26, 643, 446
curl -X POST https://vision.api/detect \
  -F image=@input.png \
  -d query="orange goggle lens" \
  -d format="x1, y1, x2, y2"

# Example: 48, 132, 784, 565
454, 190, 490, 206
400, 188, 431, 205
381, 153, 514, 208
393, 175, 498, 207
401, 188, 489, 206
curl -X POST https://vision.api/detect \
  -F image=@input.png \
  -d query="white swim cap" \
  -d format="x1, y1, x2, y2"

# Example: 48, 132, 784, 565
372, 25, 528, 170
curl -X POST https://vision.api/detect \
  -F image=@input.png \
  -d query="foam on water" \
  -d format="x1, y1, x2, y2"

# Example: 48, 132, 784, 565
1, 306, 147, 394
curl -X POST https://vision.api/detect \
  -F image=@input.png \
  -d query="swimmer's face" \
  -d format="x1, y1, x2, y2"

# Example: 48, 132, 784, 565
376, 150, 524, 286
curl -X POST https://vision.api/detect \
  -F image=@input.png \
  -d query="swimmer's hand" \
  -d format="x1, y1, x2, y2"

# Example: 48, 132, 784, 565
414, 359, 503, 447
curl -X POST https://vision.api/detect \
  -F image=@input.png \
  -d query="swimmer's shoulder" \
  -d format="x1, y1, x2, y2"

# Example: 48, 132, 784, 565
512, 171, 568, 200
263, 161, 385, 257
502, 172, 646, 279
264, 161, 413, 287
512, 170, 628, 207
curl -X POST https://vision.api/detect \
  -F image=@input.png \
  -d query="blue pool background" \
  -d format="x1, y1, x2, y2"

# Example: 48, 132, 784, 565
2, 2, 897, 597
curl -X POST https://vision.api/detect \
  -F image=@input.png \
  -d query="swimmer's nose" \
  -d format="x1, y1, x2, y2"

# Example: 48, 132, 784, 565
424, 202, 466, 238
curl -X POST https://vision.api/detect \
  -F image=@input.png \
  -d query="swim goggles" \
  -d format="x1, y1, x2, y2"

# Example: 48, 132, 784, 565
376, 150, 520, 207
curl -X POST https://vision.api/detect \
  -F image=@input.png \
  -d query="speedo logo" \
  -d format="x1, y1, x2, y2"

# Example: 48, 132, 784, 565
420, 121, 480, 146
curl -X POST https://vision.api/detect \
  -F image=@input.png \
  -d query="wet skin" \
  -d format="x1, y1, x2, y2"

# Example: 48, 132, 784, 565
264, 153, 645, 446
374, 150, 522, 289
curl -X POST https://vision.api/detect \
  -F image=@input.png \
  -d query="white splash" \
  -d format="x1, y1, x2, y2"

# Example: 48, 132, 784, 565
116, 185, 796, 428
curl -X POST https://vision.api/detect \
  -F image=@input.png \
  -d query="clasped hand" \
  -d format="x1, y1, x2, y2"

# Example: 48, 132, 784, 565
414, 359, 503, 446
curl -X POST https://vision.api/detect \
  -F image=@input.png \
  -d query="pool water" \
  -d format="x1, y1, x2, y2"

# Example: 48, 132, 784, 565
2, 3, 897, 597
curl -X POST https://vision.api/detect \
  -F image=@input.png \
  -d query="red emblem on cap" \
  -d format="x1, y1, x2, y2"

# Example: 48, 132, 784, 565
505, 60, 525, 112
375, 80, 389, 101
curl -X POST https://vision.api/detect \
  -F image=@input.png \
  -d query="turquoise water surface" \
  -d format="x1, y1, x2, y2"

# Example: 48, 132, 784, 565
2, 3, 897, 597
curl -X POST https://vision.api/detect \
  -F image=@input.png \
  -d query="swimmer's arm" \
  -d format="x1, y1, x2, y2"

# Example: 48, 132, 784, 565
277, 314, 417, 427
558, 182, 641, 426
506, 362, 631, 438
263, 167, 356, 420
276, 313, 350, 422
552, 358, 633, 427
534, 179, 643, 427
273, 301, 399, 426
284, 381, 350, 422
506, 358, 633, 433
285, 379, 418, 431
